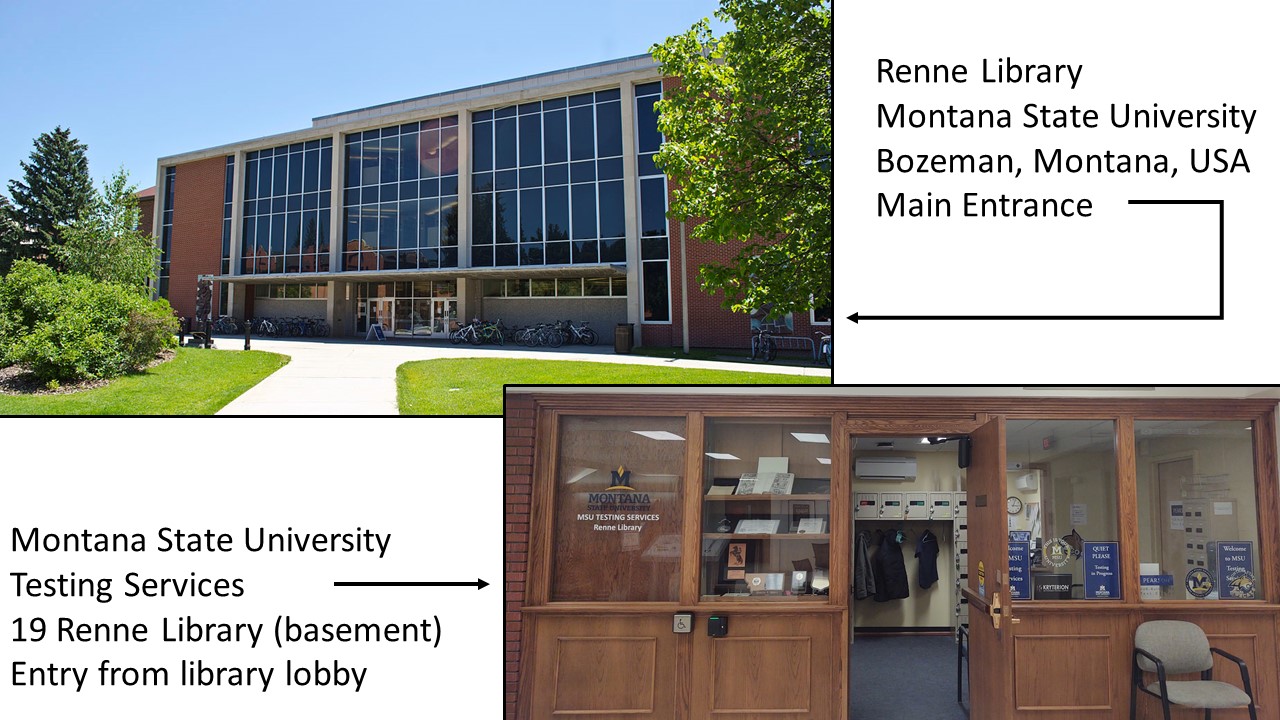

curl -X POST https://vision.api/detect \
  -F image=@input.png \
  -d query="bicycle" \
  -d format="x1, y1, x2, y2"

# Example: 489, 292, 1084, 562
450, 319, 482, 345
749, 326, 778, 362
815, 330, 832, 368
562, 320, 597, 346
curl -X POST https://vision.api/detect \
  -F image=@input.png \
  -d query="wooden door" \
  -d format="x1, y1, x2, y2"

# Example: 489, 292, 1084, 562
959, 417, 1014, 719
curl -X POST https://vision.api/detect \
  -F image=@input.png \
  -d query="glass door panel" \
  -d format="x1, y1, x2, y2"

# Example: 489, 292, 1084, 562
432, 299, 457, 335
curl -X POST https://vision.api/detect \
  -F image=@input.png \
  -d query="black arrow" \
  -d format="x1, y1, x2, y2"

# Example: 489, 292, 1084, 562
849, 312, 1220, 323
851, 199, 1224, 324
334, 578, 489, 590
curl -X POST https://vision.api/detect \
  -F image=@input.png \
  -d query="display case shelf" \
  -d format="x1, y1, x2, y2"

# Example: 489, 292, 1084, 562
704, 494, 831, 503
703, 533, 831, 540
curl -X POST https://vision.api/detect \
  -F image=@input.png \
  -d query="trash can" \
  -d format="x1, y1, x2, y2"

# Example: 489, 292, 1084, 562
614, 323, 634, 354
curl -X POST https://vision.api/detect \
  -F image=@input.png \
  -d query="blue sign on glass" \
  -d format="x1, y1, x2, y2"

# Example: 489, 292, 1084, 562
1008, 542, 1030, 600
1083, 542, 1120, 600
1009, 530, 1031, 543
1215, 541, 1256, 600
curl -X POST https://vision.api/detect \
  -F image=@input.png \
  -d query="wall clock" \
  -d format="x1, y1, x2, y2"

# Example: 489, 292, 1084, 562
1007, 496, 1024, 515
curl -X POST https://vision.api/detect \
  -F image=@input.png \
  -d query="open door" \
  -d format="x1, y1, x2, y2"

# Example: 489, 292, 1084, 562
959, 417, 1014, 719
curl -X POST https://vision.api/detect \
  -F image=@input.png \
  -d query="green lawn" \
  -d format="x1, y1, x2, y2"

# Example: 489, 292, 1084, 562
0, 348, 288, 415
397, 358, 830, 415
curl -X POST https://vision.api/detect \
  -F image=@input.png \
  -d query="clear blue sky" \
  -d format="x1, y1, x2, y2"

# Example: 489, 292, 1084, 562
0, 0, 727, 193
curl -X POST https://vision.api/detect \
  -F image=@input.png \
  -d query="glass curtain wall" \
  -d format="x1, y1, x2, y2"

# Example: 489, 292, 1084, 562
635, 81, 670, 323
471, 89, 626, 268
159, 167, 175, 299
221, 155, 233, 276
341, 118, 460, 272
241, 139, 333, 274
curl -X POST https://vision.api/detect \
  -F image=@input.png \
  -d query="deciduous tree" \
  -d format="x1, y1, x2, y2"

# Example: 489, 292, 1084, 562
652, 0, 832, 315
54, 168, 159, 292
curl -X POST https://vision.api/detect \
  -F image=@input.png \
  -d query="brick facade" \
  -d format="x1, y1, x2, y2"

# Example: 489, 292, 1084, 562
136, 191, 155, 237
167, 157, 226, 321
504, 394, 536, 720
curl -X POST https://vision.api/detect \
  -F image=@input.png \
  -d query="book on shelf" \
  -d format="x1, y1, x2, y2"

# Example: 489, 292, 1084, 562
707, 485, 735, 496
735, 473, 758, 495
764, 472, 795, 495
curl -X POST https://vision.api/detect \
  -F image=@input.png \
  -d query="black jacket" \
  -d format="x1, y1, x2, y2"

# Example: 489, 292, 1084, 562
915, 529, 940, 589
873, 531, 910, 602
854, 531, 876, 600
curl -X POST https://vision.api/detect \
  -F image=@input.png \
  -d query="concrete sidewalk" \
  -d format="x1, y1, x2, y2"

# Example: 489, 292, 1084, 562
215, 338, 828, 415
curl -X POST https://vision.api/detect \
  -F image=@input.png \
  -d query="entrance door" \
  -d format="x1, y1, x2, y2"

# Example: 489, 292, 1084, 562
959, 418, 1015, 719
432, 298, 457, 335
368, 299, 394, 334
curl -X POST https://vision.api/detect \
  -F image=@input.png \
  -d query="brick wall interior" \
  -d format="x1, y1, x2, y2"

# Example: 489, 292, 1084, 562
504, 395, 535, 720
168, 156, 226, 320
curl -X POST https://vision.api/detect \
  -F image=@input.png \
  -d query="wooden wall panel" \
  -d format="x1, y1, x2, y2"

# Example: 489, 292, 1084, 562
553, 637, 657, 712
529, 615, 678, 720
1010, 610, 1131, 717
711, 638, 811, 712
1013, 635, 1113, 710
692, 613, 838, 719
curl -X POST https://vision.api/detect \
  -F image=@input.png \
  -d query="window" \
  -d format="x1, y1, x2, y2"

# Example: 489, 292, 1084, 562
1006, 420, 1118, 601
552, 416, 686, 602
635, 82, 670, 323
342, 118, 458, 272
159, 167, 175, 297
1135, 420, 1262, 601
701, 418, 832, 601
484, 277, 624, 298
471, 89, 625, 268
252, 283, 329, 299
811, 302, 833, 325
221, 156, 234, 276
242, 139, 332, 275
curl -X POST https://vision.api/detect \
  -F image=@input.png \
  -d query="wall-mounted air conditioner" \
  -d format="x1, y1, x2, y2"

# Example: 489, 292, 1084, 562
1016, 470, 1042, 492
855, 456, 918, 480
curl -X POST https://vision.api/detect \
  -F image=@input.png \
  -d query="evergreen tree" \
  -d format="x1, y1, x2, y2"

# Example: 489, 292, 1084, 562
6, 126, 94, 270
0, 195, 22, 274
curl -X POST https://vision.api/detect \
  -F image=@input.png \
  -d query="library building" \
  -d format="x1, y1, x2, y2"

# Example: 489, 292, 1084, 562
144, 54, 830, 349
503, 387, 1280, 719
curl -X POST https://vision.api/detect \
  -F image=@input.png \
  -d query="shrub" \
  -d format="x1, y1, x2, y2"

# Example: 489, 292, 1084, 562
0, 260, 178, 383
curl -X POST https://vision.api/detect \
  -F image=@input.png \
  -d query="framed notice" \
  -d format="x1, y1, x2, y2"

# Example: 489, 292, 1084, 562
735, 519, 781, 535
796, 518, 826, 535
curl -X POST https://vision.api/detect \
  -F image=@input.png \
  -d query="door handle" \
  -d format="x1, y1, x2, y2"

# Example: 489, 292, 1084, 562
989, 592, 1001, 631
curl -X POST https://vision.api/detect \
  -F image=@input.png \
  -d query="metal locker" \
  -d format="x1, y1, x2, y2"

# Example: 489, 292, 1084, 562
905, 492, 928, 519
879, 492, 904, 519
854, 493, 879, 518
928, 491, 954, 519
